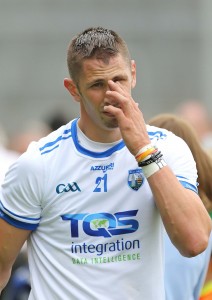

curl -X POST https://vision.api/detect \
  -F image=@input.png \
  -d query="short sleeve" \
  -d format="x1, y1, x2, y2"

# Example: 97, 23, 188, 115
153, 129, 198, 194
0, 142, 45, 230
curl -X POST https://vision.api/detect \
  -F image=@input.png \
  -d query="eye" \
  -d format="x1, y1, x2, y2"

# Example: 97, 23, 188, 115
94, 82, 103, 87
113, 77, 125, 83
91, 82, 104, 88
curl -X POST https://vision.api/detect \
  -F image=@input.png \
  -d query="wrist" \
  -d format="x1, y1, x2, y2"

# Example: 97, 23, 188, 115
142, 159, 167, 178
135, 143, 153, 157
135, 143, 157, 162
136, 148, 167, 178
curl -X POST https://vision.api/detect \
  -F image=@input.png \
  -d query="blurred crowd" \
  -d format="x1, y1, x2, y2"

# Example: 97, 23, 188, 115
175, 100, 212, 300
0, 100, 212, 300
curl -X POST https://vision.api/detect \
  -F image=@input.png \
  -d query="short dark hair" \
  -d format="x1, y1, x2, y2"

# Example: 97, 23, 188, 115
67, 27, 131, 83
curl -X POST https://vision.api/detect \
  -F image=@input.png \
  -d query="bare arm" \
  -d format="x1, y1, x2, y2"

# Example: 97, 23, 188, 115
148, 166, 211, 256
0, 219, 31, 293
104, 79, 212, 257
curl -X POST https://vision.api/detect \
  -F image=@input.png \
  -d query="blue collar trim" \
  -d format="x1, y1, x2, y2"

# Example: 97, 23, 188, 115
71, 119, 125, 158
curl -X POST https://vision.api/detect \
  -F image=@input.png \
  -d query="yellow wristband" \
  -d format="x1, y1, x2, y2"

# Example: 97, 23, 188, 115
136, 147, 157, 162
135, 143, 153, 157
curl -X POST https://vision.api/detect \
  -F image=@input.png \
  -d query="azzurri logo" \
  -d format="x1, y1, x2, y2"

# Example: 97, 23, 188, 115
90, 162, 114, 173
61, 210, 139, 238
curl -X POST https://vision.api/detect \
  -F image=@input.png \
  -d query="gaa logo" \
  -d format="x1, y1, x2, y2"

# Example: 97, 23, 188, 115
56, 182, 81, 194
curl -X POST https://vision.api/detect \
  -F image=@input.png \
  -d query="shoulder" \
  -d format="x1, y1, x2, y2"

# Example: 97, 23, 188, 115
5, 120, 75, 181
37, 120, 74, 156
147, 124, 198, 190
147, 124, 169, 141
147, 124, 190, 152
147, 123, 196, 168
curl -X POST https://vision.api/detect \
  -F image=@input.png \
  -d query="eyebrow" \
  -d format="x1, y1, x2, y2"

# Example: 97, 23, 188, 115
86, 79, 104, 87
87, 74, 128, 87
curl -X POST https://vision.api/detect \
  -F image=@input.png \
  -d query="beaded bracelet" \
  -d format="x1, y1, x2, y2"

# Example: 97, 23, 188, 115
138, 151, 163, 167
137, 149, 167, 178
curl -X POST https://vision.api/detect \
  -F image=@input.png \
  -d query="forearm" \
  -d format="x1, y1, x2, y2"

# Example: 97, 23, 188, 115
0, 266, 12, 294
148, 165, 212, 257
0, 220, 31, 294
103, 81, 212, 255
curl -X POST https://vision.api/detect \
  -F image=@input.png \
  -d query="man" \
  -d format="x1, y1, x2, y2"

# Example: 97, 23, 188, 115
0, 27, 211, 300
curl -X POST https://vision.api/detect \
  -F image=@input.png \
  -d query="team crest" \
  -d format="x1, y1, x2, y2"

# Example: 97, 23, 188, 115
128, 169, 145, 191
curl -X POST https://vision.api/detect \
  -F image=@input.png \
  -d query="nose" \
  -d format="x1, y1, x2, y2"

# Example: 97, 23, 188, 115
103, 83, 111, 104
105, 82, 111, 92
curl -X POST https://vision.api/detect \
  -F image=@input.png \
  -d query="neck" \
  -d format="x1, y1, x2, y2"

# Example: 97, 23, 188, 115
78, 118, 122, 143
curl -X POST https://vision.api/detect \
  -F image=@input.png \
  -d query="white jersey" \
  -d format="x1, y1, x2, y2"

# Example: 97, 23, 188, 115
0, 119, 198, 300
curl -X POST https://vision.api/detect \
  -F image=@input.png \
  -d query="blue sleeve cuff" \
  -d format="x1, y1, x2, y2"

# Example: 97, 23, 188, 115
0, 209, 38, 230
179, 180, 198, 194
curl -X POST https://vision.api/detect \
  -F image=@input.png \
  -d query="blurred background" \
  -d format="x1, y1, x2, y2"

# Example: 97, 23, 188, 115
0, 0, 212, 141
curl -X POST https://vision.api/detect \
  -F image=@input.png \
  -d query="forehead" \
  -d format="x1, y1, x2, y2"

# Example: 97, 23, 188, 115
79, 54, 131, 82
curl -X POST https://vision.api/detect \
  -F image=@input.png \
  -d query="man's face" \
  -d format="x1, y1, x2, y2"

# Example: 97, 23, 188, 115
76, 54, 136, 131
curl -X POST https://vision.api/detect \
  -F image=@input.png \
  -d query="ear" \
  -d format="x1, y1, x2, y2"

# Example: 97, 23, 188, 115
131, 60, 136, 89
64, 78, 81, 102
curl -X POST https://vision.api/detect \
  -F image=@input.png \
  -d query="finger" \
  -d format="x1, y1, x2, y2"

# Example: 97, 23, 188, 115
108, 80, 125, 94
103, 104, 124, 119
105, 90, 125, 102
106, 90, 139, 112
